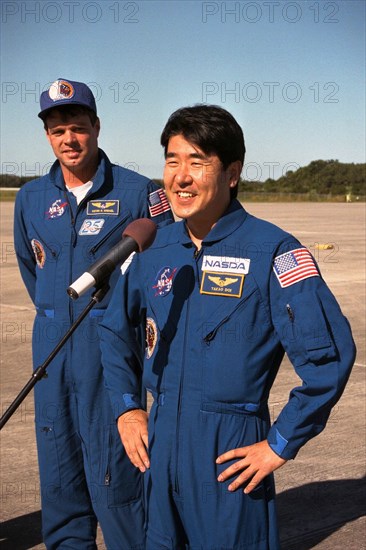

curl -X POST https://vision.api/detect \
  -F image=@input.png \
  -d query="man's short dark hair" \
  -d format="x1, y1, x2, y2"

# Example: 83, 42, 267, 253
160, 105, 245, 198
43, 105, 98, 130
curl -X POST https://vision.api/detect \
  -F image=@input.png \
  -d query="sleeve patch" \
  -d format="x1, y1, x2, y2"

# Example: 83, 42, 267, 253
148, 189, 171, 217
273, 248, 319, 288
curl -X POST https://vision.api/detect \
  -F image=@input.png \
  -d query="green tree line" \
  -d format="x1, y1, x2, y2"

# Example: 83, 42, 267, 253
0, 175, 36, 188
250, 160, 365, 197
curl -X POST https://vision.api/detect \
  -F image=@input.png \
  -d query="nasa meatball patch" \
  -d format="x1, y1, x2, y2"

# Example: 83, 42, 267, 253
46, 199, 68, 219
152, 266, 177, 297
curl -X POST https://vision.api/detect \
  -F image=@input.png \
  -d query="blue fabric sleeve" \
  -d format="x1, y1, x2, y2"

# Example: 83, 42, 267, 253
100, 255, 146, 419
267, 240, 356, 459
13, 189, 37, 303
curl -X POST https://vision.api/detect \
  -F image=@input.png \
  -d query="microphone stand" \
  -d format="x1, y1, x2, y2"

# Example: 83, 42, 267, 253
0, 284, 110, 430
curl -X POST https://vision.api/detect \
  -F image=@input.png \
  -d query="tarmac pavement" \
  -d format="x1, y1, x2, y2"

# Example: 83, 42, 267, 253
0, 201, 365, 549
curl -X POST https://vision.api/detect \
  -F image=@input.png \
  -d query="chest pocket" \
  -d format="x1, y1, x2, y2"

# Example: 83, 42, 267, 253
200, 274, 274, 403
85, 212, 131, 258
75, 212, 132, 304
143, 265, 195, 391
147, 264, 195, 341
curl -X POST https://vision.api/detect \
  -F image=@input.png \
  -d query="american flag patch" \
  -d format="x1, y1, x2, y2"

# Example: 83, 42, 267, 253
148, 189, 171, 217
273, 248, 319, 288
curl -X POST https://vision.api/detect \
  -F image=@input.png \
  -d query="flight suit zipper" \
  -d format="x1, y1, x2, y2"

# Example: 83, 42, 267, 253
203, 288, 257, 344
104, 470, 111, 486
89, 214, 129, 256
64, 192, 76, 325
174, 297, 190, 495
104, 426, 114, 486
174, 246, 202, 494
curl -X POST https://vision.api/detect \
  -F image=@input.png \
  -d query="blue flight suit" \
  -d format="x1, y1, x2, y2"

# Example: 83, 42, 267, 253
100, 199, 355, 550
13, 149, 173, 550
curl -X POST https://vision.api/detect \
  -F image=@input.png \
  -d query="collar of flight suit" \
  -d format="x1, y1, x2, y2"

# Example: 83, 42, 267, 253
48, 148, 111, 195
178, 199, 249, 248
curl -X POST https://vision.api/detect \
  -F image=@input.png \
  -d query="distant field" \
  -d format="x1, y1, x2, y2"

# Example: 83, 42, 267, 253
0, 190, 18, 201
1, 189, 365, 202
237, 192, 366, 202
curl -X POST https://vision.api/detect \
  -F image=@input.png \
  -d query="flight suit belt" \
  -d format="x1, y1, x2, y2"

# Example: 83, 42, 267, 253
200, 400, 269, 416
35, 308, 105, 319
149, 390, 268, 417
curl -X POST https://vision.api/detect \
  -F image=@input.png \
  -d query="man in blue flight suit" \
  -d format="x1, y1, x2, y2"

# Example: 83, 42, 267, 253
99, 105, 356, 549
14, 78, 173, 549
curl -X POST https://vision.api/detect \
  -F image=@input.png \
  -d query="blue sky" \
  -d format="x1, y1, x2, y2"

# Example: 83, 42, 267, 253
1, 0, 365, 181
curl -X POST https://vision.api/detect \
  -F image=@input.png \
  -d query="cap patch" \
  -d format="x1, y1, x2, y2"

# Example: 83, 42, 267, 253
49, 79, 75, 102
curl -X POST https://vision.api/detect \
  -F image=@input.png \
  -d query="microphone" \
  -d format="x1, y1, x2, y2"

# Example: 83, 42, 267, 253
67, 218, 157, 300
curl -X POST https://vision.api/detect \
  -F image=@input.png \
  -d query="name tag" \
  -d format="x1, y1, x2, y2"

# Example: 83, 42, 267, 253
200, 271, 245, 298
87, 200, 119, 215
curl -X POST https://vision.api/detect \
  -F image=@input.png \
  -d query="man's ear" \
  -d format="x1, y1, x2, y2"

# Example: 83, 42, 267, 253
95, 117, 101, 137
228, 161, 243, 188
45, 128, 51, 145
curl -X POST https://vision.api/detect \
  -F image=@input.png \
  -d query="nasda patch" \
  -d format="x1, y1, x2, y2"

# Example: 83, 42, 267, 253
201, 255, 250, 275
31, 239, 46, 268
200, 255, 248, 297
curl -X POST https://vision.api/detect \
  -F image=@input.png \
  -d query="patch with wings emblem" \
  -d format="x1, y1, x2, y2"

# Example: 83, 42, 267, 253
87, 200, 120, 215
208, 276, 238, 287
200, 271, 244, 297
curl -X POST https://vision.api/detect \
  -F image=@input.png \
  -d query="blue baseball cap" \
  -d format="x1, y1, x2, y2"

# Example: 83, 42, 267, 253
38, 78, 97, 120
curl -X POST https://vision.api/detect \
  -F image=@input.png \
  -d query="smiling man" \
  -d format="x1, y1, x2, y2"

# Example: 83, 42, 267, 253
100, 105, 355, 549
163, 133, 241, 245
13, 78, 173, 549
45, 109, 100, 184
